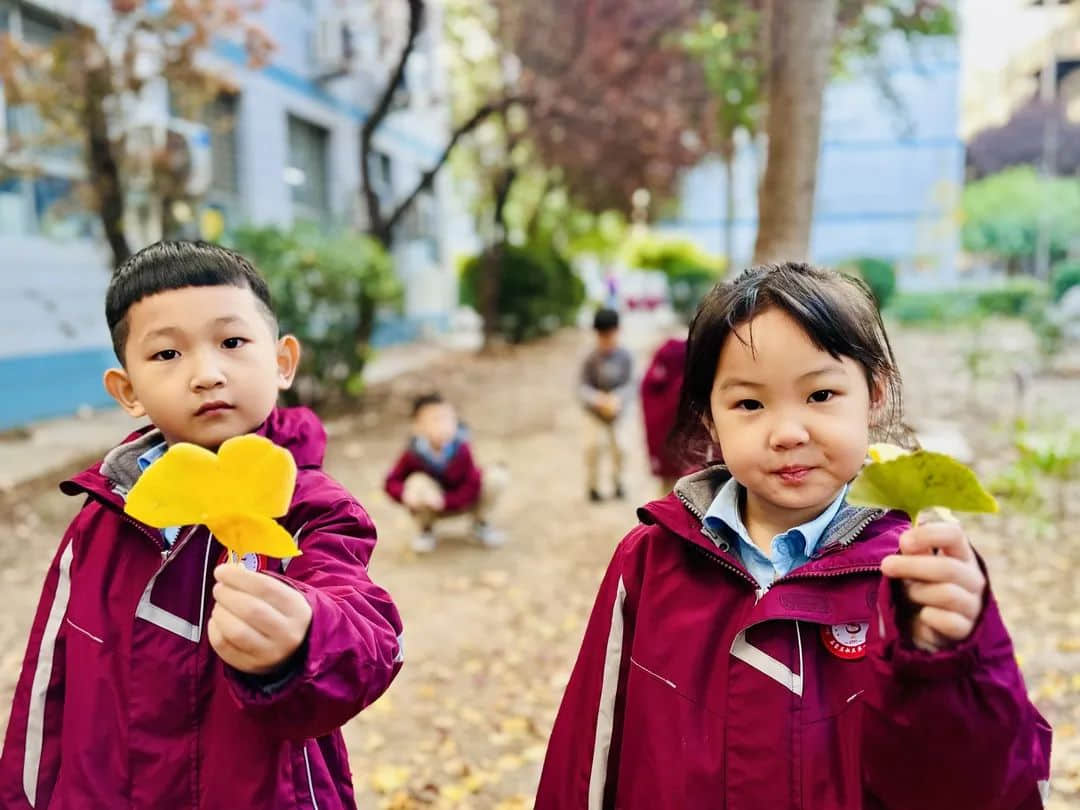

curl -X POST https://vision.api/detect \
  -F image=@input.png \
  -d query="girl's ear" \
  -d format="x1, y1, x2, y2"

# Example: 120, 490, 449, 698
868, 375, 889, 426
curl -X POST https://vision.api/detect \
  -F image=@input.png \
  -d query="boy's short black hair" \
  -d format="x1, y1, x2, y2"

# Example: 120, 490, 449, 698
105, 240, 275, 364
593, 308, 620, 332
412, 392, 445, 417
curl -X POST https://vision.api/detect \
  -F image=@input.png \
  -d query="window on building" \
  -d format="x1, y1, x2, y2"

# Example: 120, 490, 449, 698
286, 115, 330, 224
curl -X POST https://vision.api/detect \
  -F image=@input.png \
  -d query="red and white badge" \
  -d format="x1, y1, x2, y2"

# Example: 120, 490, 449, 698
820, 622, 869, 660
216, 549, 270, 573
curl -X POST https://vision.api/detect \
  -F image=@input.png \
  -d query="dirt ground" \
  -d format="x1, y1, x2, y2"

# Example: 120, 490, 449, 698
0, 318, 1077, 809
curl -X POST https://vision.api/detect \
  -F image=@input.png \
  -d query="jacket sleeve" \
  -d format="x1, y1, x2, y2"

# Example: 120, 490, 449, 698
441, 444, 483, 512
0, 534, 75, 810
225, 486, 403, 740
536, 530, 644, 810
862, 558, 1052, 810
384, 451, 412, 503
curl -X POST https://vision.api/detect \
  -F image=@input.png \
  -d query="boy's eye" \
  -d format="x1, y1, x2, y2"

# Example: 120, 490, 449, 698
151, 349, 179, 361
222, 337, 248, 349
735, 399, 763, 411
809, 389, 835, 403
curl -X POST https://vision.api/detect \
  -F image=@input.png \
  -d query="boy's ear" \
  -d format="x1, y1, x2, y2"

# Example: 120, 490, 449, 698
103, 367, 147, 418
276, 335, 301, 390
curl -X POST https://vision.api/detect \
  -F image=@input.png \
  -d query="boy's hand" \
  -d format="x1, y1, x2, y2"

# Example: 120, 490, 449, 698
880, 522, 986, 653
208, 564, 313, 675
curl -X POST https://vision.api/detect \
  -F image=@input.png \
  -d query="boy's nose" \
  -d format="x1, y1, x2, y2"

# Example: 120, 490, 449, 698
190, 361, 226, 391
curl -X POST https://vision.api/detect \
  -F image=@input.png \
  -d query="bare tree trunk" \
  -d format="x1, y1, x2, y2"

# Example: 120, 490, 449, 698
721, 141, 736, 267
481, 165, 518, 349
752, 0, 838, 265
82, 33, 130, 268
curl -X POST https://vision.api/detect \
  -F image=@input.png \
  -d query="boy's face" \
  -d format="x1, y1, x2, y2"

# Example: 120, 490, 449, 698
596, 327, 619, 352
413, 402, 458, 450
104, 285, 300, 449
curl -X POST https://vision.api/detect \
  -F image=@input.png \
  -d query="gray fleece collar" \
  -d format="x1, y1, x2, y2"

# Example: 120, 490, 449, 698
100, 428, 165, 495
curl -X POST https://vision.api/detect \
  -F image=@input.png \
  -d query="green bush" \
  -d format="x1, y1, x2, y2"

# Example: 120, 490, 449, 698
460, 241, 585, 343
625, 235, 726, 318
228, 223, 400, 407
1051, 261, 1080, 302
974, 278, 1048, 317
839, 257, 897, 308
885, 291, 980, 326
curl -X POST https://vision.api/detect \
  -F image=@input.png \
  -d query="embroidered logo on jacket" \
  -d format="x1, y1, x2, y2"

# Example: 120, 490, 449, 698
820, 622, 869, 660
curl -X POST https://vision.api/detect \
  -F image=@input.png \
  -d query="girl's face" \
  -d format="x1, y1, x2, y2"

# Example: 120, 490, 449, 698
708, 307, 882, 530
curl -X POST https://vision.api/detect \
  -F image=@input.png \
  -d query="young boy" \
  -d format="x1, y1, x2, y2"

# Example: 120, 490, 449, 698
0, 241, 404, 809
385, 393, 506, 553
579, 307, 633, 501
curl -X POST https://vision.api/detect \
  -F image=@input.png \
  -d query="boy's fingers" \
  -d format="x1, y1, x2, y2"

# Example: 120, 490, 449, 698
916, 606, 975, 642
903, 581, 982, 620
880, 553, 984, 593
898, 524, 973, 561
213, 582, 287, 637
208, 602, 273, 654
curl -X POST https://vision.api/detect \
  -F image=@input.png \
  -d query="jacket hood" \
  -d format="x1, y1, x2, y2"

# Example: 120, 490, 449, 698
61, 406, 327, 504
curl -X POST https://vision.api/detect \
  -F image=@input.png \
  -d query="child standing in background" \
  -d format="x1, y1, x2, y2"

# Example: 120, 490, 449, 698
640, 334, 688, 494
385, 393, 507, 553
579, 308, 634, 502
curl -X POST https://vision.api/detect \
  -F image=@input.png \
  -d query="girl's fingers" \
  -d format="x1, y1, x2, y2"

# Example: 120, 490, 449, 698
880, 553, 985, 593
903, 581, 982, 621
208, 602, 272, 656
916, 606, 975, 642
898, 524, 973, 561
911, 619, 950, 653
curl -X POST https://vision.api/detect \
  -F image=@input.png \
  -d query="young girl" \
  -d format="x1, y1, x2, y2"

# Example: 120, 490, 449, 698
536, 262, 1052, 810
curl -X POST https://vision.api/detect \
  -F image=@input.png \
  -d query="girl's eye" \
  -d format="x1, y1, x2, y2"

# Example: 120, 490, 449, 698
222, 337, 248, 349
809, 389, 835, 403
151, 349, 179, 361
735, 399, 763, 411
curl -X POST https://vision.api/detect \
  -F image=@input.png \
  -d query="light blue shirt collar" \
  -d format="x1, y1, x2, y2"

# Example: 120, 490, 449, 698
703, 478, 848, 589
136, 441, 169, 472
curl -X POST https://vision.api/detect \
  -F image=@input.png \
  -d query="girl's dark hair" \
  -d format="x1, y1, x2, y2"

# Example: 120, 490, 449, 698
106, 240, 275, 364
674, 262, 904, 461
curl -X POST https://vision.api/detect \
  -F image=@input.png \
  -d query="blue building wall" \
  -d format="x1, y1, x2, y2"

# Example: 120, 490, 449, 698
663, 36, 964, 288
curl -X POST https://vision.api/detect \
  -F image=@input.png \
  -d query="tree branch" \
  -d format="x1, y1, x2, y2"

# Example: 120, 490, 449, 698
361, 0, 425, 240
381, 94, 535, 239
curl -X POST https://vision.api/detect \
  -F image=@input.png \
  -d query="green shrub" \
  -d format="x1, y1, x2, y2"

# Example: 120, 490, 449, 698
460, 241, 585, 343
839, 257, 897, 308
228, 223, 400, 407
625, 235, 726, 318
1051, 261, 1080, 302
885, 291, 980, 326
974, 278, 1048, 317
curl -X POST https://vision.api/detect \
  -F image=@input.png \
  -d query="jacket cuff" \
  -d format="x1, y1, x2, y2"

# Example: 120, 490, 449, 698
873, 554, 1002, 681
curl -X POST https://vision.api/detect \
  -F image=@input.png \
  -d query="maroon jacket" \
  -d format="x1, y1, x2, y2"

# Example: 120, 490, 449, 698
0, 408, 403, 809
639, 338, 687, 479
537, 466, 1052, 810
384, 430, 483, 512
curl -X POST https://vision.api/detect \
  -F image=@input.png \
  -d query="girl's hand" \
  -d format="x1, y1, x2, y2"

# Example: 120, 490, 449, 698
208, 564, 313, 675
880, 522, 987, 653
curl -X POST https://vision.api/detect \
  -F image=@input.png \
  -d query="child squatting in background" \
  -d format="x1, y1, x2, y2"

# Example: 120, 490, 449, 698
0, 241, 403, 810
537, 262, 1052, 810
385, 392, 507, 553
579, 308, 634, 502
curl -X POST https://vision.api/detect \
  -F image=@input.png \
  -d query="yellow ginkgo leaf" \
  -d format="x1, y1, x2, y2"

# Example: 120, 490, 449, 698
126, 442, 222, 527
849, 449, 999, 523
216, 434, 297, 517
868, 442, 910, 463
125, 434, 300, 559
206, 513, 301, 559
